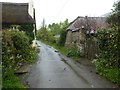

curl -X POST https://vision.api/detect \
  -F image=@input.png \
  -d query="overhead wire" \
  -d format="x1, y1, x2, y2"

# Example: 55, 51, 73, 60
52, 0, 70, 23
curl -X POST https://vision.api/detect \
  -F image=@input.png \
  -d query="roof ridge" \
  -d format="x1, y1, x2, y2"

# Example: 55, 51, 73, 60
1, 2, 28, 5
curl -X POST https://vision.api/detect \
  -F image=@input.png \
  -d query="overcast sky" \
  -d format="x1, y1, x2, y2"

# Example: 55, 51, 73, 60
0, 0, 117, 29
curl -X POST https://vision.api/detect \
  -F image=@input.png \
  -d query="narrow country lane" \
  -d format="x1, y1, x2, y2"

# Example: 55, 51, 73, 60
26, 41, 117, 88
27, 41, 91, 88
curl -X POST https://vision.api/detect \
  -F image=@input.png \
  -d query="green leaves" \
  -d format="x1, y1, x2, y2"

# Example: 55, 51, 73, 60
2, 30, 36, 69
37, 27, 56, 43
48, 19, 69, 35
95, 1, 120, 85
2, 30, 37, 88
97, 29, 118, 58
106, 1, 120, 28
67, 46, 80, 58
18, 24, 34, 43
95, 27, 119, 85
11, 31, 29, 50
58, 30, 67, 46
97, 28, 119, 67
2, 68, 25, 88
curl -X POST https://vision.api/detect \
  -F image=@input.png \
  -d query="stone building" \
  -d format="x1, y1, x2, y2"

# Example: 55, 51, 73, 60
65, 16, 109, 59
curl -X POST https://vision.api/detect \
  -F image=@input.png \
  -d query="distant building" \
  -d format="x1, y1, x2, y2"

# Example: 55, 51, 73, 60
65, 16, 109, 47
65, 16, 109, 59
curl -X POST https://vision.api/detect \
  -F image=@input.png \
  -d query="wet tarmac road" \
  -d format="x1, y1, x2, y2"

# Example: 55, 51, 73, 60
27, 41, 91, 88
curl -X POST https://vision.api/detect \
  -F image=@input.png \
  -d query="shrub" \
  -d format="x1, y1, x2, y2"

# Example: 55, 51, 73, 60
97, 28, 119, 68
37, 28, 56, 44
67, 50, 80, 57
94, 1, 120, 85
18, 24, 34, 44
2, 30, 36, 88
67, 46, 80, 58
2, 30, 15, 69
94, 58, 120, 85
2, 30, 32, 69
2, 68, 25, 89
58, 30, 67, 46
93, 27, 120, 85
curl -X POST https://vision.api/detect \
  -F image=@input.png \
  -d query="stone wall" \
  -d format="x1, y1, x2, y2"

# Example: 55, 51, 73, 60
65, 29, 99, 59
65, 29, 86, 45
65, 31, 72, 47
65, 16, 108, 60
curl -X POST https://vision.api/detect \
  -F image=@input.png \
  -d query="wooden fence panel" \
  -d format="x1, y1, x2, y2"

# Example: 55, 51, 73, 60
85, 37, 99, 60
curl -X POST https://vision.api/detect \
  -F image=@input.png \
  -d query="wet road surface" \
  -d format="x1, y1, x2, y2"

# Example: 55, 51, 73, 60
27, 41, 117, 88
27, 41, 91, 88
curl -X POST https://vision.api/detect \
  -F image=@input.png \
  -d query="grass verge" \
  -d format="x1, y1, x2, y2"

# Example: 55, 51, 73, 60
39, 40, 80, 60
95, 61, 120, 86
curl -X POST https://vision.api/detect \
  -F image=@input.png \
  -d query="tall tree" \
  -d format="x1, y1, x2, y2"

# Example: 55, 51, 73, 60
48, 19, 69, 35
41, 19, 47, 29
107, 0, 120, 27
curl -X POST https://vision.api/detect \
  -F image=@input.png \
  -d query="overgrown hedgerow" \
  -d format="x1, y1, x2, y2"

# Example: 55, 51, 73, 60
2, 30, 36, 88
93, 1, 120, 85
93, 28, 120, 85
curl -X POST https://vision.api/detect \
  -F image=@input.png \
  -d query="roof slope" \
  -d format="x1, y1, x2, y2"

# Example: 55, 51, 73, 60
67, 16, 109, 31
1, 2, 35, 24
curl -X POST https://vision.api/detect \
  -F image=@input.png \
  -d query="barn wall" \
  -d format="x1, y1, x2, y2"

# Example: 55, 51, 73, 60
85, 37, 99, 60
65, 31, 72, 47
65, 29, 99, 60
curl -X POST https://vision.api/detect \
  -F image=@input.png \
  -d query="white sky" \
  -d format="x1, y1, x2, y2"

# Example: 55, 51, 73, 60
0, 0, 117, 29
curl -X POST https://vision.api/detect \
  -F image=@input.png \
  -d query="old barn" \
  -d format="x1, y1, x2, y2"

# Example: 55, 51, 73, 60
65, 16, 109, 59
